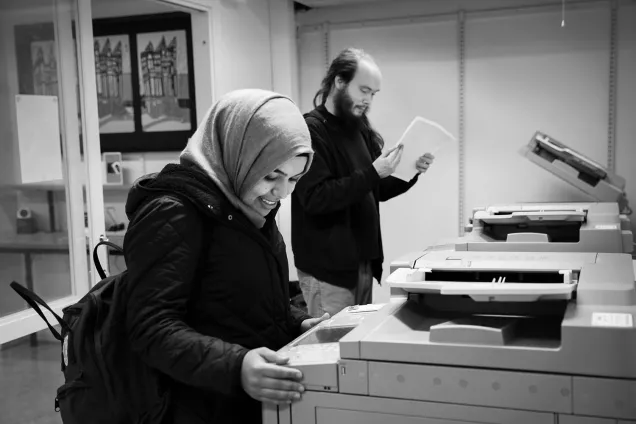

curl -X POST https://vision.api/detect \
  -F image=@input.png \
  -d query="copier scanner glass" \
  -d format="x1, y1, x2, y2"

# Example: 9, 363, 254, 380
294, 326, 355, 346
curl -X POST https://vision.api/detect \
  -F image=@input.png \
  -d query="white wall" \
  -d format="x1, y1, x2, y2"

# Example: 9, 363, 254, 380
209, 0, 273, 97
464, 7, 611, 210
296, 0, 636, 302
616, 4, 636, 230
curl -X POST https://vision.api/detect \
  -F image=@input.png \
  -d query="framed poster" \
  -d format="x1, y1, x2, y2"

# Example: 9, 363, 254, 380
93, 12, 196, 152
14, 12, 196, 153
94, 34, 135, 134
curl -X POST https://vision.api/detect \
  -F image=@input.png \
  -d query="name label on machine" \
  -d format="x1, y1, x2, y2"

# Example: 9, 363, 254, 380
593, 224, 619, 230
591, 312, 633, 328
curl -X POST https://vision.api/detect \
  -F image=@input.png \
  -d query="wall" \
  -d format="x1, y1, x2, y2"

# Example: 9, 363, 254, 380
616, 4, 636, 229
209, 0, 273, 97
295, 0, 636, 303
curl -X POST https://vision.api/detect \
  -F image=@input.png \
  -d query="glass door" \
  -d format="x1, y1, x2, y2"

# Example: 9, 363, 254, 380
0, 0, 104, 346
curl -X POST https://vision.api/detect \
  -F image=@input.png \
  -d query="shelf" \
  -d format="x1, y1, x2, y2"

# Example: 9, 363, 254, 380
0, 232, 69, 252
0, 180, 132, 192
0, 231, 128, 255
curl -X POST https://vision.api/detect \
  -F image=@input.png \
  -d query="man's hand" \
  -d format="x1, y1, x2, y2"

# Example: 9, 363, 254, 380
373, 145, 404, 179
300, 312, 330, 333
241, 347, 305, 405
415, 153, 435, 174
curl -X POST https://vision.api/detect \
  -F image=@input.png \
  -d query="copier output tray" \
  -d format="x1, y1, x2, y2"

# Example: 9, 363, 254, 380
387, 267, 577, 302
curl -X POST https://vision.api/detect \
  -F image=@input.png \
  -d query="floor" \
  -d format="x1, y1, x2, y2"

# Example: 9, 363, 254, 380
0, 339, 63, 424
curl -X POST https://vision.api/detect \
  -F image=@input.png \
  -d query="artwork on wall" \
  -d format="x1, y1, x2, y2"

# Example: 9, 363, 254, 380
14, 12, 196, 153
137, 30, 191, 133
94, 12, 196, 152
94, 35, 135, 134
14, 23, 57, 97
30, 40, 58, 97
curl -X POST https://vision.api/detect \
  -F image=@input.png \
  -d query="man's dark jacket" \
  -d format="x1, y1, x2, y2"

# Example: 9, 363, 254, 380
123, 163, 310, 424
291, 106, 417, 288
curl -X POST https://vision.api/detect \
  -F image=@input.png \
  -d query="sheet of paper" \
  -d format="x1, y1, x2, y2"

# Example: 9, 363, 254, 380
392, 116, 456, 181
15, 95, 63, 184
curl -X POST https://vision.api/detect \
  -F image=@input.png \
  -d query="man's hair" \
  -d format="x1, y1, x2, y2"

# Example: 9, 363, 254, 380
313, 47, 384, 151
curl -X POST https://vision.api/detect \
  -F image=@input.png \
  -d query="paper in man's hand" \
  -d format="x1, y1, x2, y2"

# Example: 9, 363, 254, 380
392, 117, 456, 181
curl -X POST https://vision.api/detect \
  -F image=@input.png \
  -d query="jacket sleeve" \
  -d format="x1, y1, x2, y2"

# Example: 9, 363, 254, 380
378, 174, 419, 202
124, 197, 248, 396
294, 120, 381, 215
288, 304, 312, 337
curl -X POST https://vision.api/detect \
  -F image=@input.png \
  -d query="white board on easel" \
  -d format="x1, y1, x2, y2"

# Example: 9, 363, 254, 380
15, 95, 64, 184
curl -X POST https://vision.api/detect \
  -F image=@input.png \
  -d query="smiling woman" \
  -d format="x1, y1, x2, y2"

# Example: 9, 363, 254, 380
179, 90, 314, 228
245, 155, 309, 217
120, 88, 329, 424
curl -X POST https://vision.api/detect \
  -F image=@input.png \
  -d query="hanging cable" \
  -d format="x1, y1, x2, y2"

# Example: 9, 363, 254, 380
561, 0, 566, 27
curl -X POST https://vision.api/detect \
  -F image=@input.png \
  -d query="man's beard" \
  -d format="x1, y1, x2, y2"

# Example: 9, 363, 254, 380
333, 87, 366, 132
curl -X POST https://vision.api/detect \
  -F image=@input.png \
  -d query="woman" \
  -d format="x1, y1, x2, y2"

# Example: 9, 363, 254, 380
123, 89, 328, 423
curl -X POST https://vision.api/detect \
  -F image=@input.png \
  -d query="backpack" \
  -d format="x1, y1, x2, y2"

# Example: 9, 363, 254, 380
10, 240, 171, 424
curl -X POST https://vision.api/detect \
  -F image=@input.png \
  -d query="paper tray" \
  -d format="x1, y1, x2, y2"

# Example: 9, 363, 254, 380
387, 268, 576, 302
475, 210, 586, 224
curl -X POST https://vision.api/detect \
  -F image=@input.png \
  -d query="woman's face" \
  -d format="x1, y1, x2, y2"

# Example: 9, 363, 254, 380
242, 155, 308, 217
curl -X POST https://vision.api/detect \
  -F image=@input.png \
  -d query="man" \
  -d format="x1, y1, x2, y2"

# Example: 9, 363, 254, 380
291, 47, 434, 317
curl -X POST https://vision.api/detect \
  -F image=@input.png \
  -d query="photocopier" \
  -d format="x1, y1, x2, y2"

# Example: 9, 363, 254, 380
263, 249, 635, 424
449, 131, 633, 254
262, 133, 636, 424
451, 201, 633, 254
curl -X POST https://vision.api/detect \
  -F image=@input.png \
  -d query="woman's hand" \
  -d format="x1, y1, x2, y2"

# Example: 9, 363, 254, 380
240, 347, 304, 405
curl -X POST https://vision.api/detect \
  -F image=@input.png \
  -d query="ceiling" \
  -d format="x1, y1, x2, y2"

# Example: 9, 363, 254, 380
295, 0, 395, 8
1, 0, 406, 13
0, 0, 155, 12
0, 0, 52, 10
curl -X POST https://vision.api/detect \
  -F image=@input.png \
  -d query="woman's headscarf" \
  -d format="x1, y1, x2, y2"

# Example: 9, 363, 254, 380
180, 89, 314, 228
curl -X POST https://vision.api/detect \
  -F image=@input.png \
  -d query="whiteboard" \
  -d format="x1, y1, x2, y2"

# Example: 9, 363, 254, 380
15, 95, 63, 184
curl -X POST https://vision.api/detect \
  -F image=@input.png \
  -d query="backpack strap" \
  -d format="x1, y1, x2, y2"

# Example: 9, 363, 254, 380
9, 281, 70, 341
93, 240, 124, 280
